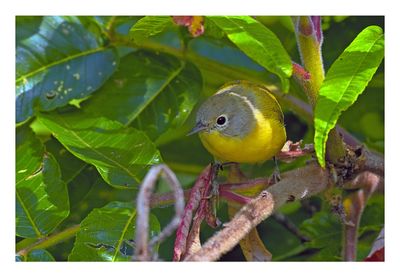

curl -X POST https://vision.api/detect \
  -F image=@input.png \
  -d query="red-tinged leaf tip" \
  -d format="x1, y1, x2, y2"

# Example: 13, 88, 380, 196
364, 247, 384, 261
172, 16, 204, 37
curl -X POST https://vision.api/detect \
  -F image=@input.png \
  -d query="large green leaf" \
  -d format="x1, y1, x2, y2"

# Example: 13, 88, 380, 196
16, 16, 119, 123
37, 111, 162, 189
16, 126, 69, 238
69, 201, 160, 261
129, 16, 173, 42
209, 16, 292, 92
314, 26, 384, 167
82, 51, 202, 144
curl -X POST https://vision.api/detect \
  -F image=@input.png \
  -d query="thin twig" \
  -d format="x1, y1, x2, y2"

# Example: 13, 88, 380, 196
16, 224, 80, 257
134, 164, 184, 261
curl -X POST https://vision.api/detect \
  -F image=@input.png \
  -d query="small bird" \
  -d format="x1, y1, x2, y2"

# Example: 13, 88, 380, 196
189, 80, 286, 164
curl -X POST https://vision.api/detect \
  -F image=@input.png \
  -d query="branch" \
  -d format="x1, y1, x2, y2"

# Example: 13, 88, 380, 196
134, 164, 185, 261
184, 163, 329, 261
358, 148, 384, 177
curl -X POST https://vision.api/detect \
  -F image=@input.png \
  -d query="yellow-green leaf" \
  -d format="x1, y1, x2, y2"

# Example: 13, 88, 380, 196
314, 26, 384, 167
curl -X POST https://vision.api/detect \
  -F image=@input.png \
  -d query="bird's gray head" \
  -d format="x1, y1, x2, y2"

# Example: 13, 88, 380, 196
188, 91, 255, 138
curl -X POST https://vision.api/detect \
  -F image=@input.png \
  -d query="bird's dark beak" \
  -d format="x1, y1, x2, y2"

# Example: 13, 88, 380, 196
187, 121, 207, 136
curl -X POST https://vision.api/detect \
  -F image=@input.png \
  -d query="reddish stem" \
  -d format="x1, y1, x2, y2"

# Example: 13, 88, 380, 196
219, 190, 252, 205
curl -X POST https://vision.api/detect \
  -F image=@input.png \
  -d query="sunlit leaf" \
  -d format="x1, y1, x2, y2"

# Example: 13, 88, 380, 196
69, 201, 160, 261
130, 16, 173, 42
16, 16, 118, 123
37, 110, 162, 189
314, 26, 384, 167
209, 16, 292, 91
16, 126, 69, 238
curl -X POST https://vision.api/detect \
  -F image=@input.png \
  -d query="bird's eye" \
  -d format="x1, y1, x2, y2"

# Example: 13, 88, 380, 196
216, 115, 227, 126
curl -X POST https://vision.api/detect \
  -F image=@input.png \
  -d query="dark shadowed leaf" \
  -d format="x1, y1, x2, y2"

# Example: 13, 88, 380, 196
16, 16, 43, 45
16, 126, 69, 238
16, 16, 119, 123
299, 211, 342, 261
209, 16, 292, 91
130, 58, 202, 145
314, 26, 384, 167
45, 138, 86, 184
26, 249, 55, 261
37, 111, 162, 189
69, 201, 160, 261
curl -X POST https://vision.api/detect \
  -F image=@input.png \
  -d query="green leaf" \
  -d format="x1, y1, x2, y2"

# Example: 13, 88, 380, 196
208, 16, 292, 91
16, 16, 119, 123
357, 194, 384, 260
16, 16, 43, 45
16, 126, 69, 238
83, 51, 202, 144
300, 211, 342, 261
26, 249, 55, 261
314, 26, 384, 167
131, 59, 201, 145
129, 16, 173, 42
37, 111, 162, 189
45, 138, 86, 184
69, 201, 160, 261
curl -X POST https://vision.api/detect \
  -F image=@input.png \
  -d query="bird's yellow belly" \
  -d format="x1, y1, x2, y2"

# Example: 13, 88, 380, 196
199, 113, 286, 163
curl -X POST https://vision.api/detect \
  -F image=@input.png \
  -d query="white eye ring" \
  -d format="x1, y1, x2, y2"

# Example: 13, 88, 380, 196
216, 115, 228, 127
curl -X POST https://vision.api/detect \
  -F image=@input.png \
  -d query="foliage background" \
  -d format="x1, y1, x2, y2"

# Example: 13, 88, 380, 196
15, 16, 384, 261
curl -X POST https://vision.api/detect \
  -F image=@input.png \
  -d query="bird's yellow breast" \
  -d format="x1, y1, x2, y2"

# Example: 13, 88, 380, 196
199, 110, 286, 163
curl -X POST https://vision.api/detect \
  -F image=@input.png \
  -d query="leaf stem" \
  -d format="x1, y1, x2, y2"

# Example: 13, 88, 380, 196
16, 224, 80, 257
